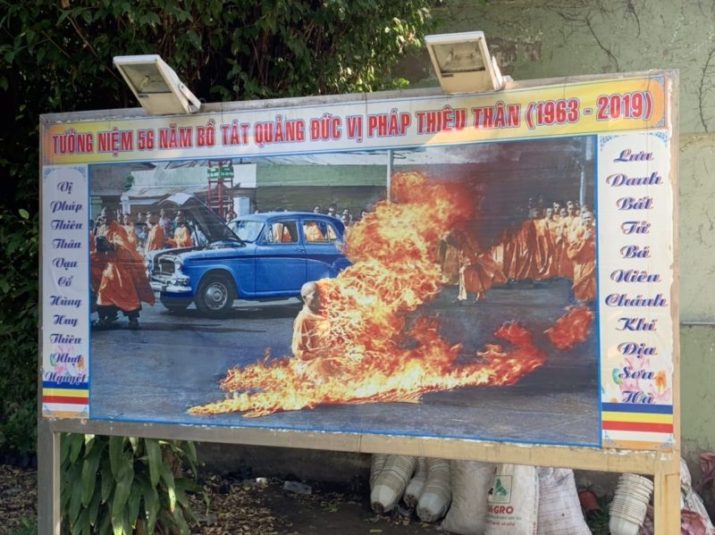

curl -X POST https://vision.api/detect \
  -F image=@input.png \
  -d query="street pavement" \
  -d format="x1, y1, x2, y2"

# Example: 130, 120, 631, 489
90, 278, 600, 446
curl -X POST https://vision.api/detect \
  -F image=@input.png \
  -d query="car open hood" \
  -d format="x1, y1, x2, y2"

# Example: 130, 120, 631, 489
158, 193, 239, 244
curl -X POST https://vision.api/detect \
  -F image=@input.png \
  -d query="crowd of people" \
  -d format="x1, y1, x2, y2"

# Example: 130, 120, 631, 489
88, 201, 371, 329
90, 206, 211, 328
313, 204, 369, 227
88, 194, 594, 333
440, 199, 596, 304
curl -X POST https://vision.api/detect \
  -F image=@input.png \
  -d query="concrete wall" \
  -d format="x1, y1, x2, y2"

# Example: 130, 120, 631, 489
199, 0, 715, 478
429, 0, 715, 134
423, 0, 715, 471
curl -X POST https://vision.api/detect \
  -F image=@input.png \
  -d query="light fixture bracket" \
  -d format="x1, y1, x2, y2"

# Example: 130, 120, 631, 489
425, 31, 506, 94
113, 54, 201, 115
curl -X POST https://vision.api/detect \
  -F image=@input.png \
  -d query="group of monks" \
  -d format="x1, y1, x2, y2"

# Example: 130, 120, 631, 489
440, 200, 597, 304
89, 206, 201, 328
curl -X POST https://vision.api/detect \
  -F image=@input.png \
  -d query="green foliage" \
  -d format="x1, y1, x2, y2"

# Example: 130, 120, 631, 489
0, 0, 437, 457
61, 434, 201, 534
8, 517, 38, 535
0, 208, 38, 461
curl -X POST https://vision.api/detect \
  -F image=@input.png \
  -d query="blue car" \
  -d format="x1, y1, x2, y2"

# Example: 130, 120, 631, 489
149, 194, 351, 316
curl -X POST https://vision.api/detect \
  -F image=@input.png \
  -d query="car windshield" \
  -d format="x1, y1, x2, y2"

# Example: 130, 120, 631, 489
229, 220, 264, 242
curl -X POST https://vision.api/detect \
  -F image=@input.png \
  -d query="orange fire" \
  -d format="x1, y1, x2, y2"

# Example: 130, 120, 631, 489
190, 172, 547, 418
545, 306, 595, 350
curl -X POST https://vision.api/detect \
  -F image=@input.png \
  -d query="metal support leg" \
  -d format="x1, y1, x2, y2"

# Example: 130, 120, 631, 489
37, 420, 61, 535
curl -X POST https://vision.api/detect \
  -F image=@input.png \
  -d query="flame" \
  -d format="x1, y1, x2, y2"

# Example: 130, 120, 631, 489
544, 306, 595, 350
190, 172, 547, 418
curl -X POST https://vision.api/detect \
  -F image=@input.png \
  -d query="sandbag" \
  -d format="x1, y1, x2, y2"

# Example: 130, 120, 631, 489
441, 460, 494, 535
404, 457, 428, 508
417, 457, 452, 522
370, 455, 416, 513
485, 464, 539, 535
536, 468, 590, 535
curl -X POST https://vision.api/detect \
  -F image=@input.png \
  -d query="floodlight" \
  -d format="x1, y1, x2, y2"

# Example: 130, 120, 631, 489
113, 54, 201, 115
425, 31, 506, 94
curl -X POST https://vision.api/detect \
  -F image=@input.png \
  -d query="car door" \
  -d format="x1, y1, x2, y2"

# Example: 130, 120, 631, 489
302, 217, 345, 280
254, 218, 307, 295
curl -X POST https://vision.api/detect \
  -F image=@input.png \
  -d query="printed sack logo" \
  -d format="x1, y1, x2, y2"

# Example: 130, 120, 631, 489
488, 475, 512, 504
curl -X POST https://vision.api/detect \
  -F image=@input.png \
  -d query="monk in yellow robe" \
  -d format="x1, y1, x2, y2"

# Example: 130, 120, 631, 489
291, 282, 340, 383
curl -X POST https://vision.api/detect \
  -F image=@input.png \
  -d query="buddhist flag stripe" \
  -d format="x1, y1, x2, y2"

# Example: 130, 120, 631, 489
602, 420, 672, 433
42, 395, 89, 405
43, 388, 89, 399
601, 403, 672, 414
601, 411, 672, 424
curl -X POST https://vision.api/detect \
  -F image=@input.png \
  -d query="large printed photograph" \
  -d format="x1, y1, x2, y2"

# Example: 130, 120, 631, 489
88, 136, 600, 446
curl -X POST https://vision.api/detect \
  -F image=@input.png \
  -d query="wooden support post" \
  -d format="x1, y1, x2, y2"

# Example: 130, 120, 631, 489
653, 468, 680, 535
37, 420, 61, 535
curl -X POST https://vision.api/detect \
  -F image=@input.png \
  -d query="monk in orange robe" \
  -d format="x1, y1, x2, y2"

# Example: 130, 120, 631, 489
555, 207, 574, 279
457, 230, 507, 302
89, 223, 104, 295
535, 208, 558, 280
92, 207, 155, 328
440, 231, 462, 285
170, 222, 194, 248
303, 221, 325, 242
144, 212, 166, 252
562, 202, 580, 235
122, 214, 139, 251
509, 210, 541, 281
567, 212, 596, 302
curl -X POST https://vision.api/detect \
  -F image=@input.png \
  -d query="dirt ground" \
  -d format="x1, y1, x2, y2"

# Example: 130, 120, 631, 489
0, 465, 439, 535
192, 474, 440, 535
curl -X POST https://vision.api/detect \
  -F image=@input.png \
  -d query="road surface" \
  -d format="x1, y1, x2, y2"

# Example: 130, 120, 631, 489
90, 278, 600, 446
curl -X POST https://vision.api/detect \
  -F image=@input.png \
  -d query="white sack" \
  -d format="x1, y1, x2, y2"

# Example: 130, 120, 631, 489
369, 453, 388, 489
370, 455, 416, 513
404, 457, 428, 508
485, 464, 539, 535
536, 468, 590, 535
417, 457, 452, 522
441, 460, 494, 535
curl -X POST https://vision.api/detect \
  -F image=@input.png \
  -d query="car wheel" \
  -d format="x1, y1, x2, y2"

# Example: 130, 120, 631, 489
196, 274, 235, 316
160, 296, 191, 313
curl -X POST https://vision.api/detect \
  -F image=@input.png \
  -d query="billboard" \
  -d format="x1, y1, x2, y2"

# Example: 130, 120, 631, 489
40, 71, 677, 452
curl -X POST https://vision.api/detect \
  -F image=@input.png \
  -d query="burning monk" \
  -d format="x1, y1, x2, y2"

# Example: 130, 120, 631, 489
92, 207, 155, 328
291, 281, 338, 383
